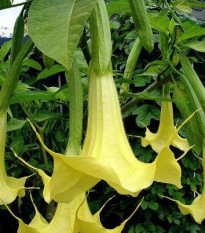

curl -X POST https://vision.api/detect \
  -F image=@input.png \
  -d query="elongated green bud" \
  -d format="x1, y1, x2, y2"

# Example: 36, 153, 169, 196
10, 12, 24, 65
121, 38, 142, 93
174, 75, 205, 154
0, 39, 34, 110
128, 0, 154, 52
66, 55, 83, 156
180, 54, 205, 111
89, 0, 112, 75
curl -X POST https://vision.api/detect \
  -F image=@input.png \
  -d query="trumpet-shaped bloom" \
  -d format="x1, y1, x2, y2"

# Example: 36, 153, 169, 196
141, 100, 190, 153
27, 66, 191, 203
6, 193, 140, 233
165, 143, 205, 224
0, 110, 28, 204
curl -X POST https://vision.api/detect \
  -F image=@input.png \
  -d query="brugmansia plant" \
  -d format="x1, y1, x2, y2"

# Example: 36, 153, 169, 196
0, 0, 205, 232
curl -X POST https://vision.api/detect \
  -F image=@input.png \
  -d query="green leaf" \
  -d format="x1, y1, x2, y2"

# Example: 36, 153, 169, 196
0, 40, 12, 62
43, 54, 55, 69
106, 0, 130, 16
144, 222, 155, 231
174, 76, 205, 154
141, 200, 149, 210
149, 202, 159, 210
173, 0, 205, 9
148, 13, 169, 34
36, 65, 66, 81
180, 21, 205, 41
23, 59, 42, 71
55, 87, 69, 102
169, 18, 175, 34
28, 0, 97, 70
10, 91, 56, 105
173, 1, 192, 13
31, 111, 62, 122
136, 223, 145, 233
125, 30, 138, 40
155, 226, 166, 233
185, 39, 205, 52
133, 104, 160, 128
0, 0, 11, 9
128, 226, 136, 233
134, 76, 151, 87
7, 118, 27, 132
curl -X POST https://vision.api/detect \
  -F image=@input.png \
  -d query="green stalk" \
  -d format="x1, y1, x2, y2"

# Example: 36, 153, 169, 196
10, 11, 24, 66
65, 55, 83, 155
180, 54, 205, 111
0, 39, 34, 110
89, 0, 112, 76
120, 38, 142, 93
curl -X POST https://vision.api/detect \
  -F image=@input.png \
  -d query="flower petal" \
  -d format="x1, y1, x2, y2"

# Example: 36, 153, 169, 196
0, 110, 28, 204
141, 100, 190, 153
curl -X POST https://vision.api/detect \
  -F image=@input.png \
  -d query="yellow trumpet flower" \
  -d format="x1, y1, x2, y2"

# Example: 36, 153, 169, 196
0, 110, 29, 204
141, 98, 190, 153
25, 0, 192, 204
6, 193, 141, 233
27, 65, 192, 203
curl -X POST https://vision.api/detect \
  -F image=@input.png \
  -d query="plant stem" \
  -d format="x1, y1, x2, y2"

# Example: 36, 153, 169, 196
121, 76, 172, 114
65, 55, 83, 156
0, 39, 34, 110
20, 104, 49, 164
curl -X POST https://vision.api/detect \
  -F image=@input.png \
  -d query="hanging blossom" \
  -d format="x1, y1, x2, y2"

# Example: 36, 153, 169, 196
0, 110, 29, 204
141, 98, 190, 153
6, 192, 141, 233
23, 0, 194, 204
165, 142, 205, 224
27, 66, 194, 204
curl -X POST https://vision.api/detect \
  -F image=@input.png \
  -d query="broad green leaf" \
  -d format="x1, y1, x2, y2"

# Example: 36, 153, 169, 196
148, 13, 169, 34
36, 65, 66, 81
43, 54, 55, 69
125, 30, 138, 40
173, 1, 192, 13
185, 39, 205, 52
173, 0, 205, 8
180, 22, 205, 41
9, 91, 56, 105
106, 0, 130, 16
28, 0, 97, 70
133, 104, 160, 128
55, 87, 69, 102
7, 118, 27, 132
23, 59, 42, 71
31, 111, 62, 122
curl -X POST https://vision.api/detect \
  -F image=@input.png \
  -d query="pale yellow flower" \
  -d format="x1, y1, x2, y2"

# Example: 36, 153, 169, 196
6, 193, 141, 233
27, 66, 192, 203
142, 99, 190, 153
0, 110, 29, 204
